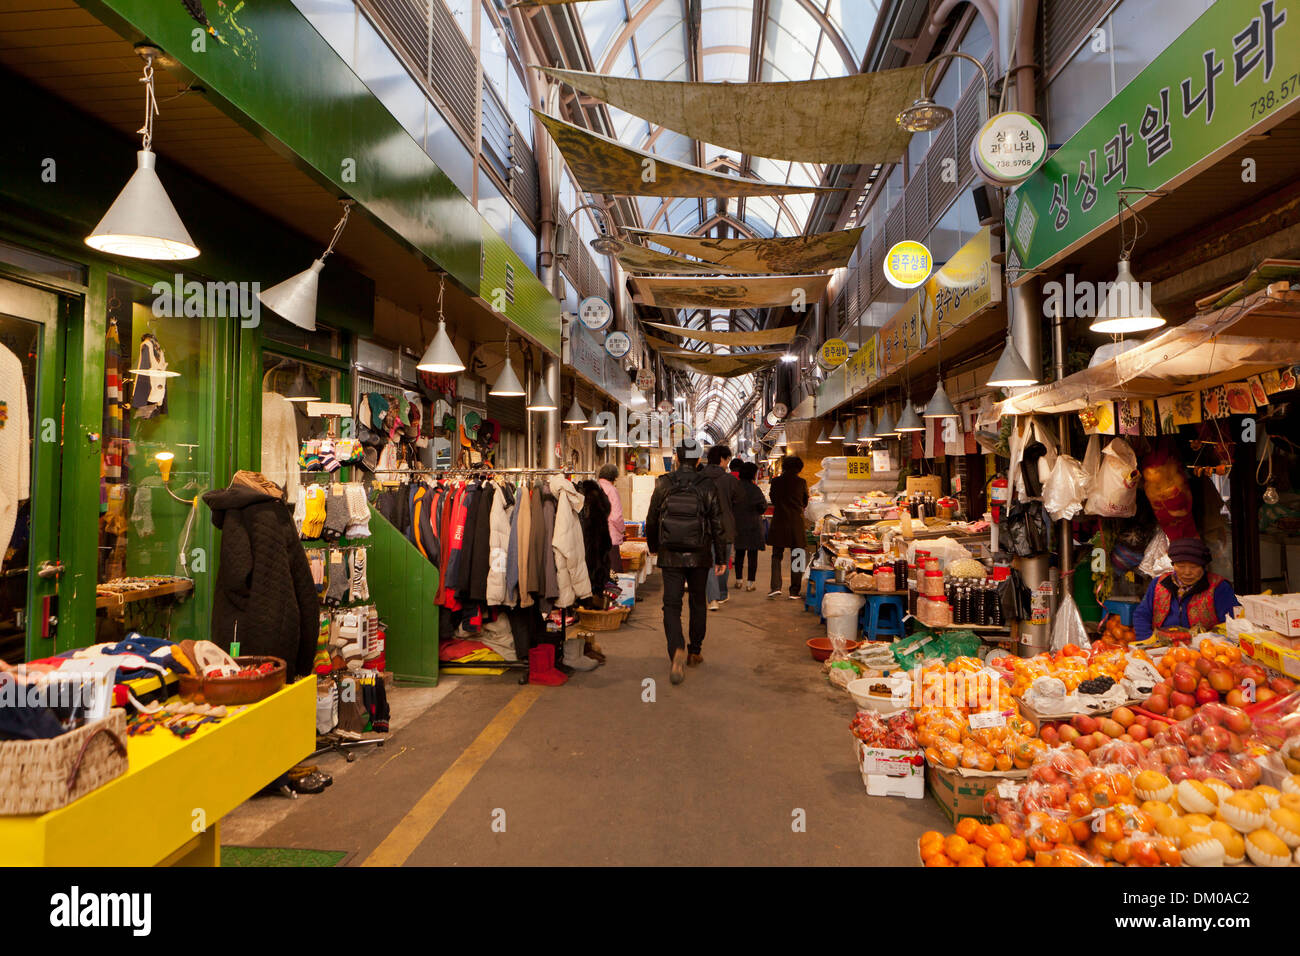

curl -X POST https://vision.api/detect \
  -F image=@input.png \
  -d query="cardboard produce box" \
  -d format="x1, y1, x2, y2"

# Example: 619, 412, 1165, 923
1239, 630, 1300, 679
1239, 594, 1300, 638
856, 741, 926, 799
926, 764, 1024, 825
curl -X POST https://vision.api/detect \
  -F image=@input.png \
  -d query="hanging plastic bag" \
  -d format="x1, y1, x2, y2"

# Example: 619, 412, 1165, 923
1004, 500, 1052, 556
1086, 438, 1140, 517
1081, 434, 1101, 500
1042, 454, 1089, 521
1049, 594, 1090, 653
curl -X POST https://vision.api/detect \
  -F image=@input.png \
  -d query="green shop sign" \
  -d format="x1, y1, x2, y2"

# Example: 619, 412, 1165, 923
1007, 0, 1300, 278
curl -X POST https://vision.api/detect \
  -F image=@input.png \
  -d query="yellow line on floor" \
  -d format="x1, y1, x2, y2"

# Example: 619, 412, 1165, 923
361, 684, 543, 867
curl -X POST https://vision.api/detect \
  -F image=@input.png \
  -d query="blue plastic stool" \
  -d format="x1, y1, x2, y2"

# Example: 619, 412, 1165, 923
860, 595, 907, 640
1103, 599, 1138, 627
804, 568, 836, 613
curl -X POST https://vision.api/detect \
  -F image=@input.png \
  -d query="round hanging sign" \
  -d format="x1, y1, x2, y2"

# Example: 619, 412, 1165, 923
603, 330, 631, 358
635, 368, 655, 390
818, 338, 850, 371
657, 400, 673, 414
578, 295, 613, 331
971, 111, 1048, 185
884, 240, 933, 289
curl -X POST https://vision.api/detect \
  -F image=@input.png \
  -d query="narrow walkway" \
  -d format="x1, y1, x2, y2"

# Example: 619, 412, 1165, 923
227, 550, 949, 865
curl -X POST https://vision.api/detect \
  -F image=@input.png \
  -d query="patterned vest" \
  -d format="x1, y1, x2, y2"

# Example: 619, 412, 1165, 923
1152, 572, 1224, 632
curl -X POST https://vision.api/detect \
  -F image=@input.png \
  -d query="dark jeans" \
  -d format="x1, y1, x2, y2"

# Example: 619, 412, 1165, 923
734, 548, 759, 582
661, 566, 709, 660
770, 547, 804, 596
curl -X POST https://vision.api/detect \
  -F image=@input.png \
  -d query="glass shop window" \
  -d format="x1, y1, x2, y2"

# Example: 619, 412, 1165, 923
99, 274, 216, 590
261, 354, 346, 480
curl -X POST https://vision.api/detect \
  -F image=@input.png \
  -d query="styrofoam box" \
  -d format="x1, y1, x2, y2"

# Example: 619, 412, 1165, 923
1240, 594, 1300, 637
863, 772, 926, 799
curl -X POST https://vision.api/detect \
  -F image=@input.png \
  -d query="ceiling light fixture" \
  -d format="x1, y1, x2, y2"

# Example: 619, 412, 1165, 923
417, 274, 466, 374
1091, 258, 1164, 333
828, 418, 845, 440
259, 199, 354, 332
527, 373, 557, 413
489, 329, 525, 396
86, 49, 199, 260
897, 51, 990, 133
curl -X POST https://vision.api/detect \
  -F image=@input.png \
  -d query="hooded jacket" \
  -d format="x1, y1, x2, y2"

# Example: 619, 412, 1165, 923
549, 474, 593, 607
487, 481, 514, 606
203, 481, 319, 679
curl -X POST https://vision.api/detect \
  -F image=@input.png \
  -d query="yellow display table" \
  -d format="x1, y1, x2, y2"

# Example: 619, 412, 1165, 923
0, 677, 315, 866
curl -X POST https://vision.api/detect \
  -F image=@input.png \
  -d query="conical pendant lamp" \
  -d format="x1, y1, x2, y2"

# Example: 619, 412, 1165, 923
260, 200, 354, 331
842, 417, 858, 445
828, 418, 845, 440
527, 374, 557, 412
583, 407, 604, 431
418, 274, 466, 373
922, 382, 958, 418
896, 402, 925, 432
815, 420, 832, 444
563, 391, 587, 424
874, 406, 897, 438
489, 330, 525, 396
86, 53, 198, 261
987, 336, 1038, 387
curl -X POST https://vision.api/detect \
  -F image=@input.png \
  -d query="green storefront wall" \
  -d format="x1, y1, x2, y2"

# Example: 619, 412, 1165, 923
79, 0, 562, 354
0, 68, 376, 655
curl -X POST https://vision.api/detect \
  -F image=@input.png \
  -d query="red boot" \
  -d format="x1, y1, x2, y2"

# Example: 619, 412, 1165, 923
528, 644, 568, 685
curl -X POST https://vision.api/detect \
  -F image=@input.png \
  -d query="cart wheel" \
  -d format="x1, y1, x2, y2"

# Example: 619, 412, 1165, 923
345, 752, 356, 762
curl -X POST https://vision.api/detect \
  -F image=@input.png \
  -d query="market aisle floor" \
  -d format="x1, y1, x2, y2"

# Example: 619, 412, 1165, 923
229, 550, 950, 865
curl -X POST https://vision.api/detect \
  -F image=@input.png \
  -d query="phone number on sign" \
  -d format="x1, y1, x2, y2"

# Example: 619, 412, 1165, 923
1249, 73, 1300, 117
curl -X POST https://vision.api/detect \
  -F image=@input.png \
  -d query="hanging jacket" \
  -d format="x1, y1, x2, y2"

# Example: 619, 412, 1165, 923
261, 392, 300, 505
487, 481, 514, 605
550, 474, 593, 607
408, 482, 439, 563
442, 484, 468, 611
468, 482, 494, 604
527, 484, 547, 600
454, 483, 481, 596
516, 482, 533, 607
579, 479, 612, 589
505, 483, 522, 605
203, 482, 319, 679
540, 487, 559, 607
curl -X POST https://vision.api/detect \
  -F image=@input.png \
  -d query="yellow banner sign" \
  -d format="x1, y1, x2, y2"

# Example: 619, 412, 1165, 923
844, 338, 876, 396
846, 457, 873, 479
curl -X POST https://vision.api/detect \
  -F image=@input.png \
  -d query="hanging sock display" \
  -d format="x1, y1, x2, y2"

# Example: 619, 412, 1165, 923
350, 547, 369, 602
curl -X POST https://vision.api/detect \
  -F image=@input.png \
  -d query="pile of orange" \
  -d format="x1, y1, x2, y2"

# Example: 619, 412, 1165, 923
1003, 646, 1131, 698
918, 819, 1031, 867
1156, 639, 1240, 678
918, 707, 1045, 772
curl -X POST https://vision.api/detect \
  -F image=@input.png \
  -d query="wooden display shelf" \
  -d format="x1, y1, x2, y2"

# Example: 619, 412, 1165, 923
0, 678, 314, 866
95, 579, 194, 609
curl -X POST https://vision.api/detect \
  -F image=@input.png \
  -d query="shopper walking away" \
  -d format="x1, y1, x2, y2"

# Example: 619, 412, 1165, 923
767, 455, 809, 599
646, 446, 726, 684
733, 461, 767, 591
701, 444, 741, 610
598, 463, 624, 574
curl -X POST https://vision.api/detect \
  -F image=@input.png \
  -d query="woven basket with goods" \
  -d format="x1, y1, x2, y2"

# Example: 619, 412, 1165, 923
621, 550, 646, 571
578, 607, 631, 631
0, 708, 129, 815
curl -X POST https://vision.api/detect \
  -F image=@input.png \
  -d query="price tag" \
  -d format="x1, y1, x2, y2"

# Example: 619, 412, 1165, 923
968, 710, 1007, 730
230, 641, 241, 657
996, 779, 1021, 799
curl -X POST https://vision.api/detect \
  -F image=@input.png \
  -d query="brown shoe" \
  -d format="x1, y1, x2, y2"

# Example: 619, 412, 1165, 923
670, 649, 687, 684
687, 653, 703, 666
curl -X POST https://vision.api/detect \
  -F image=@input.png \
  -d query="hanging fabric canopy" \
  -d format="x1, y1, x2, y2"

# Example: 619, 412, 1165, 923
644, 320, 798, 347
535, 113, 840, 198
538, 66, 926, 166
631, 274, 832, 310
660, 350, 786, 377
628, 226, 864, 275
609, 240, 728, 275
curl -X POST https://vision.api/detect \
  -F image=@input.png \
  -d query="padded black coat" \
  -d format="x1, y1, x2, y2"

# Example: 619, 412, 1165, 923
203, 485, 320, 680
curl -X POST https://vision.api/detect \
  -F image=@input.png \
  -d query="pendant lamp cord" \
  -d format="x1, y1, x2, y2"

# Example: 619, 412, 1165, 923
138, 54, 158, 151
437, 274, 446, 326
321, 201, 354, 261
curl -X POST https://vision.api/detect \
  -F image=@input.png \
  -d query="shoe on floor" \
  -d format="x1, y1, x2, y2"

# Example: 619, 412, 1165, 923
687, 653, 703, 666
746, 581, 756, 591
708, 600, 720, 611
670, 649, 687, 684
767, 589, 782, 598
717, 596, 728, 606
563, 637, 599, 671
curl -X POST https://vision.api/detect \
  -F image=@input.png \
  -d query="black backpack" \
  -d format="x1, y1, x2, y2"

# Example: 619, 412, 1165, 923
658, 472, 710, 552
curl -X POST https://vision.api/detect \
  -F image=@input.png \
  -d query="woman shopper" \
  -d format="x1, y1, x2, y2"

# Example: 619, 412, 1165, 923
598, 463, 624, 574
767, 455, 809, 599
733, 461, 767, 591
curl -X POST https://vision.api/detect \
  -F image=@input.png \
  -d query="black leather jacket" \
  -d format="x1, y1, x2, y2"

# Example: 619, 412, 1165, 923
645, 467, 727, 568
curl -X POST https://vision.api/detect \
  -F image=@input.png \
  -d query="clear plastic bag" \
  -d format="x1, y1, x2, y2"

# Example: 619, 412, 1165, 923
1138, 529, 1173, 579
1042, 454, 1089, 521
1049, 595, 1090, 653
1086, 438, 1140, 517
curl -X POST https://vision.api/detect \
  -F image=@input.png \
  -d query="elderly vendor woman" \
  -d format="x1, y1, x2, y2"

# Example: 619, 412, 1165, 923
1132, 537, 1239, 640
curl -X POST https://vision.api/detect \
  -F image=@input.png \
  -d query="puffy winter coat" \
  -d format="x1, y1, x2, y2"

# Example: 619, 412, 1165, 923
549, 474, 592, 607
203, 483, 319, 679
645, 467, 726, 568
578, 479, 613, 588
486, 481, 513, 605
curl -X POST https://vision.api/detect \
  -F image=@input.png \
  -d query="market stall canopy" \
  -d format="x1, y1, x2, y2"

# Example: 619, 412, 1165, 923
644, 320, 797, 347
626, 226, 864, 275
631, 274, 832, 309
535, 114, 841, 199
995, 292, 1300, 416
538, 67, 925, 166
608, 239, 728, 275
660, 349, 786, 377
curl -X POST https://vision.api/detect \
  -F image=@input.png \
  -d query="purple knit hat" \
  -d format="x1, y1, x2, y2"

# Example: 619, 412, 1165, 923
1167, 537, 1210, 566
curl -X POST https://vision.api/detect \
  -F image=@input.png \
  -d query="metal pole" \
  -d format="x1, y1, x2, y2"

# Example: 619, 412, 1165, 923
544, 354, 560, 468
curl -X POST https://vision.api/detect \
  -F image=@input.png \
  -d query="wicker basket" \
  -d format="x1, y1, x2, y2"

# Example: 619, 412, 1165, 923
620, 550, 646, 572
0, 708, 129, 815
578, 606, 631, 631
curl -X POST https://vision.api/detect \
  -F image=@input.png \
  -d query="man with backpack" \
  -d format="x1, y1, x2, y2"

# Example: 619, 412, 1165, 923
646, 445, 727, 685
